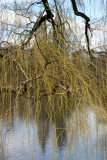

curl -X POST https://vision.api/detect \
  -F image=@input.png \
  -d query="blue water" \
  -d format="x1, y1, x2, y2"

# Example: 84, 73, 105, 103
0, 107, 106, 160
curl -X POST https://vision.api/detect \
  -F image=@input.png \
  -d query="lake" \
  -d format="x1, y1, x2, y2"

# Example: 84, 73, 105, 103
0, 96, 106, 160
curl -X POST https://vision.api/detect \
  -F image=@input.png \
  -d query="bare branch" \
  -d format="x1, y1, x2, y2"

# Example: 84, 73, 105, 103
22, 13, 47, 46
71, 0, 94, 61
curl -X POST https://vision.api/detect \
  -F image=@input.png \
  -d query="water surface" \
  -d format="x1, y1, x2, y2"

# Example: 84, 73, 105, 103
0, 98, 106, 160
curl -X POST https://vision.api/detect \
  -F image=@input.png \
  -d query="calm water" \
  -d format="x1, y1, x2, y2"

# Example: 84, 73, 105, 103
0, 98, 106, 160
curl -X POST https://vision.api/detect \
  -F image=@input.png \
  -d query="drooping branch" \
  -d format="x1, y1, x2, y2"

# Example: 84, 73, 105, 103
71, 0, 94, 61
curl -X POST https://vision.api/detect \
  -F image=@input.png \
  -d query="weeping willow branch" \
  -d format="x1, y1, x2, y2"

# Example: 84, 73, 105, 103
25, 83, 72, 102
17, 66, 53, 95
12, 58, 29, 79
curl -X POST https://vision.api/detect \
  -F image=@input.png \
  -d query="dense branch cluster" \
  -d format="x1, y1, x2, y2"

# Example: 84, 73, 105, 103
0, 0, 106, 104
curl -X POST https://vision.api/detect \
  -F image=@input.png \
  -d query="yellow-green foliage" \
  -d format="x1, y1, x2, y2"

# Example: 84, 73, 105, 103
0, 24, 106, 160
0, 36, 106, 106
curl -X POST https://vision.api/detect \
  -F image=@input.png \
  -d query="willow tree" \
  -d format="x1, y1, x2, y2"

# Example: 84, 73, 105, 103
0, 0, 106, 106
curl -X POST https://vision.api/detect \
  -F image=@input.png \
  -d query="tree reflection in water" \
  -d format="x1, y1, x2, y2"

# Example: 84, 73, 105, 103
0, 95, 106, 160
